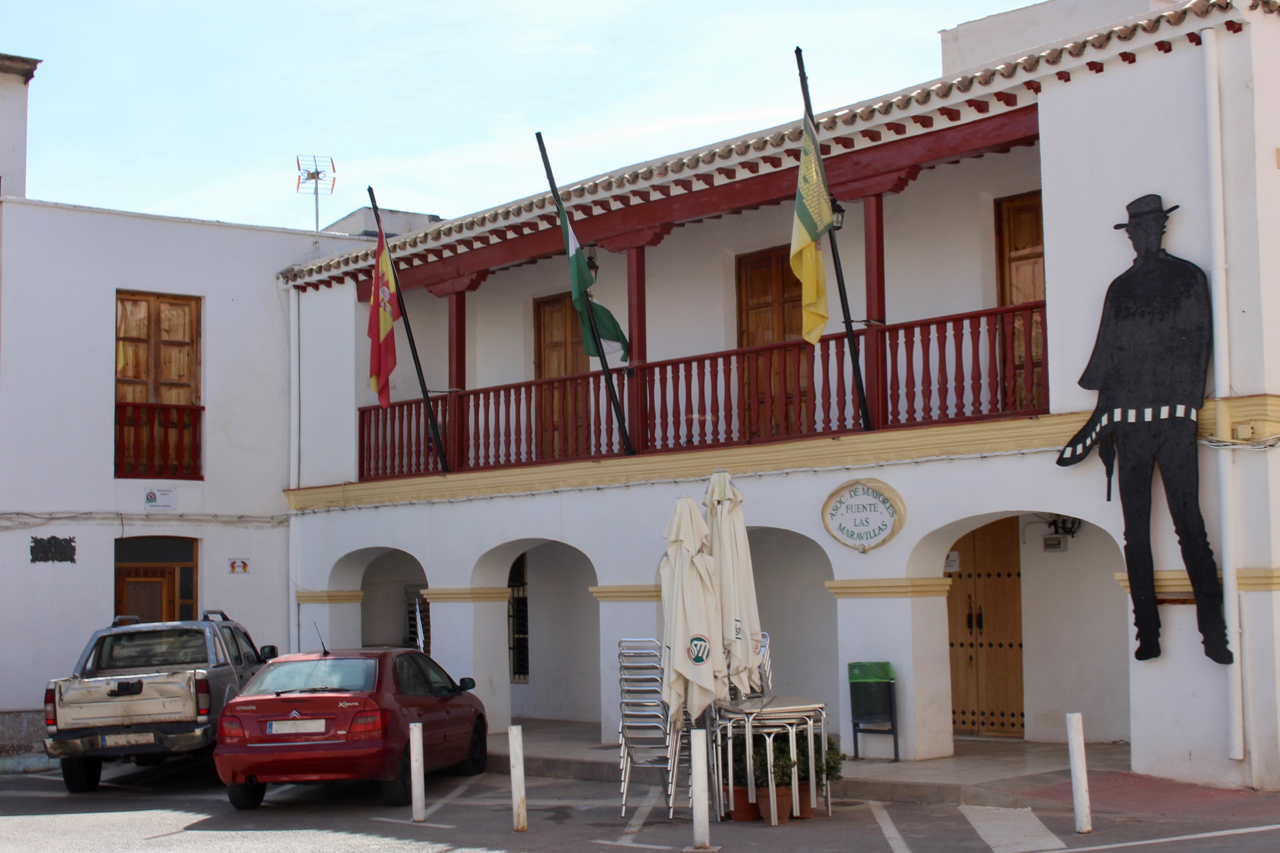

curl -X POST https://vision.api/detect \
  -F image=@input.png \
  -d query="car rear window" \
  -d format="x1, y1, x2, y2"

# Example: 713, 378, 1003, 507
89, 630, 208, 672
241, 658, 377, 696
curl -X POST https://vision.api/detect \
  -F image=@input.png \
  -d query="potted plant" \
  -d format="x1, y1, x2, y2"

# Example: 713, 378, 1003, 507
753, 739, 795, 825
720, 734, 760, 821
792, 736, 845, 818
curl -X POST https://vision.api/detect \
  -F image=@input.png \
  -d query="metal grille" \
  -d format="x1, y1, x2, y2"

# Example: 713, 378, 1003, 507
508, 555, 529, 683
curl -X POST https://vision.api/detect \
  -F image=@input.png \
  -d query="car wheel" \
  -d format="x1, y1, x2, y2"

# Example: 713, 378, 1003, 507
61, 758, 102, 793
381, 749, 413, 806
227, 781, 267, 810
454, 721, 488, 775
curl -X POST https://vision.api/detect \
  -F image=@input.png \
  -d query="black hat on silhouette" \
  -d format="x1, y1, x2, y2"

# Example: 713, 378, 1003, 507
1114, 194, 1180, 229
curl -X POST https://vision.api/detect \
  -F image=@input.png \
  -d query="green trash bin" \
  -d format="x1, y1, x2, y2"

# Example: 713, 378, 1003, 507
848, 661, 898, 762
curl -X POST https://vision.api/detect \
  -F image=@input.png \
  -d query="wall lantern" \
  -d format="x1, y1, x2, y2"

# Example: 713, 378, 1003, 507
830, 198, 845, 231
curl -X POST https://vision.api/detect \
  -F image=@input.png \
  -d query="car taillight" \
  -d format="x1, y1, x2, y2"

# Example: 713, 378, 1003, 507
196, 677, 210, 717
44, 687, 56, 730
218, 714, 245, 744
347, 710, 386, 741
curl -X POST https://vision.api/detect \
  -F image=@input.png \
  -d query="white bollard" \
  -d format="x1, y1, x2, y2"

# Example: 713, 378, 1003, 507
690, 729, 711, 849
410, 722, 425, 823
1066, 712, 1092, 834
510, 725, 527, 832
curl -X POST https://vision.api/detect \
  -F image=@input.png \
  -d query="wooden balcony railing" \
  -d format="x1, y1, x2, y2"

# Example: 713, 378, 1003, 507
356, 302, 1048, 481
115, 403, 204, 479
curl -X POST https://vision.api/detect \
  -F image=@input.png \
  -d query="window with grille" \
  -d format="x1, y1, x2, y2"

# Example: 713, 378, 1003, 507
508, 555, 529, 683
404, 584, 430, 654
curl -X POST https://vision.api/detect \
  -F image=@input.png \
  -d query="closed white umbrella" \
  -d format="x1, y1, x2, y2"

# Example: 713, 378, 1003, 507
660, 496, 727, 726
705, 471, 764, 697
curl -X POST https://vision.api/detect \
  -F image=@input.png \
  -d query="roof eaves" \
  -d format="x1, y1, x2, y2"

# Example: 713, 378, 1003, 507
282, 0, 1255, 289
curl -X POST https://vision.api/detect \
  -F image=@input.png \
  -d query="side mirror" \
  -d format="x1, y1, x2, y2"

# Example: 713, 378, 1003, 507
259, 645, 279, 661
458, 677, 475, 692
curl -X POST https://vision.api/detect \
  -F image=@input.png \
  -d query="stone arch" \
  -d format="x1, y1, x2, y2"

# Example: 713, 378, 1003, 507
467, 538, 602, 738
908, 510, 1129, 746
746, 527, 841, 719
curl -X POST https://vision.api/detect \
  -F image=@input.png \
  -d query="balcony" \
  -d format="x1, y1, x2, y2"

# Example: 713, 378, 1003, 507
358, 302, 1046, 481
115, 403, 204, 479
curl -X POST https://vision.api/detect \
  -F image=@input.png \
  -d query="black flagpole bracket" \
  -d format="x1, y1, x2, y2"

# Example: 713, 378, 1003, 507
367, 186, 450, 473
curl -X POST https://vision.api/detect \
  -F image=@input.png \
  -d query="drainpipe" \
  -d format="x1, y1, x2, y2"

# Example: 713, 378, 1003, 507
1203, 26, 1245, 763
288, 282, 302, 654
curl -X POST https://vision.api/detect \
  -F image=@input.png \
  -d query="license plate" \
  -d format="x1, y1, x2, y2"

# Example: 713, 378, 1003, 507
101, 732, 155, 747
268, 719, 326, 734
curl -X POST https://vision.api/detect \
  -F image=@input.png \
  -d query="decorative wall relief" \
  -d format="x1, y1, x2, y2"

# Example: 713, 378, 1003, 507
822, 479, 905, 552
1057, 195, 1230, 664
31, 536, 76, 563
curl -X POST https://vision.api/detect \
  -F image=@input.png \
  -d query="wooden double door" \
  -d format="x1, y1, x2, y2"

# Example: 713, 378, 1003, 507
946, 516, 1024, 737
736, 245, 811, 439
996, 192, 1045, 410
534, 293, 592, 458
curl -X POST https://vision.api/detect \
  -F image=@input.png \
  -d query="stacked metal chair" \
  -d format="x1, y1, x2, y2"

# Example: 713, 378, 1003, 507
617, 638, 688, 818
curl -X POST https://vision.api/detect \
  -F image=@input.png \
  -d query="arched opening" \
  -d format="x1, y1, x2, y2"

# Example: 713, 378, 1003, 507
914, 513, 1129, 744
360, 550, 429, 650
746, 527, 840, 716
471, 539, 601, 733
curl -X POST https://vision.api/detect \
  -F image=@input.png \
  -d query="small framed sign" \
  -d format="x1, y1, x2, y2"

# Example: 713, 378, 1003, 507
143, 487, 176, 512
822, 478, 905, 552
229, 559, 249, 574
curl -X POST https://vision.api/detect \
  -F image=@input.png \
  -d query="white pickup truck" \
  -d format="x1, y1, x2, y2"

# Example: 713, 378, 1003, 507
44, 611, 277, 792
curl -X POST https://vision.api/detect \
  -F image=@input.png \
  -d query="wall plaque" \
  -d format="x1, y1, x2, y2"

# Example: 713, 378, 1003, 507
31, 536, 76, 563
822, 479, 905, 552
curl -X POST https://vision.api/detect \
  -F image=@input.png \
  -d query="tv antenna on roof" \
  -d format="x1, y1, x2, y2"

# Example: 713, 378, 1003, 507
296, 155, 336, 236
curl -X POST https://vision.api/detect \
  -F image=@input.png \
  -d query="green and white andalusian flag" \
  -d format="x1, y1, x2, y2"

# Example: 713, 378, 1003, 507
790, 112, 832, 345
549, 190, 630, 361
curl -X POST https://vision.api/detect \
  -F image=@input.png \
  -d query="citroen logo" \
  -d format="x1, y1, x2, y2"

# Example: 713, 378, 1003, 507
289, 710, 301, 719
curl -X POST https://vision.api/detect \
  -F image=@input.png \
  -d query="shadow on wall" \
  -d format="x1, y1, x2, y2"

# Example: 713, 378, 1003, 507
746, 527, 839, 717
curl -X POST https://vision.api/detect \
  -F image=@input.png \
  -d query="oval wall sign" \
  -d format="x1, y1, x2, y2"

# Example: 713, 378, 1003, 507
822, 478, 905, 552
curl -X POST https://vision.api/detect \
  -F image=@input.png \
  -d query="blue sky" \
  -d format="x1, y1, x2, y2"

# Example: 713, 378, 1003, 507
3, 1, 1029, 231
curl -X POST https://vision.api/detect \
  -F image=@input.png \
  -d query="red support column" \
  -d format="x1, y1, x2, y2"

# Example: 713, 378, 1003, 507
447, 292, 466, 472
627, 246, 648, 453
863, 193, 888, 428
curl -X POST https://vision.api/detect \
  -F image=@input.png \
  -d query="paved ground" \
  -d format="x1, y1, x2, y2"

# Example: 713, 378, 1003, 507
4, 755, 1280, 852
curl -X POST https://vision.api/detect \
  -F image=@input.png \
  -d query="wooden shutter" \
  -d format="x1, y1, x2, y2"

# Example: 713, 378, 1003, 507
736, 245, 803, 348
534, 293, 587, 380
996, 192, 1045, 306
116, 291, 201, 405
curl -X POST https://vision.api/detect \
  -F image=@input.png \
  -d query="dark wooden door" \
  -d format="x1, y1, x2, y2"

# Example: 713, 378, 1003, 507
534, 293, 589, 458
996, 193, 1045, 410
736, 245, 809, 439
115, 566, 177, 623
946, 516, 1024, 737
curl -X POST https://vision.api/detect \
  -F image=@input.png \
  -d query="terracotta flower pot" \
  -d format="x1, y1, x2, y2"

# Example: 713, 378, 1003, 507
793, 780, 817, 818
723, 786, 760, 821
756, 786, 792, 825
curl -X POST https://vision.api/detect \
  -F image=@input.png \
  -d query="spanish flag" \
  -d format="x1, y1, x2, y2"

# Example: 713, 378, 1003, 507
790, 111, 832, 345
367, 223, 400, 408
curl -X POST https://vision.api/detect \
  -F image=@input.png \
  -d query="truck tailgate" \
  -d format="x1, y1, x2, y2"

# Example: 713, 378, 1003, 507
56, 671, 198, 729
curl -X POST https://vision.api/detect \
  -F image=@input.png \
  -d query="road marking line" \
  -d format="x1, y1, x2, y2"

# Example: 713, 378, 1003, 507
590, 786, 671, 850
421, 773, 485, 820
870, 801, 912, 853
1048, 822, 1280, 852
370, 817, 456, 829
960, 806, 1066, 853
591, 841, 673, 850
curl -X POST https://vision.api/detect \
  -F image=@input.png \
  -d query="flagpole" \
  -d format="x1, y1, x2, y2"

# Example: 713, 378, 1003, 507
367, 186, 450, 473
795, 47, 874, 432
534, 132, 637, 457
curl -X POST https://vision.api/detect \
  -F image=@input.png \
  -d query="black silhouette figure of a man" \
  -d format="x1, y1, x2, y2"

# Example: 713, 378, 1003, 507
1057, 195, 1231, 665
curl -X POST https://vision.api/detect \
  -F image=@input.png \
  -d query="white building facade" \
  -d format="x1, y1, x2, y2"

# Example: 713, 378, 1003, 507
3, 0, 1280, 792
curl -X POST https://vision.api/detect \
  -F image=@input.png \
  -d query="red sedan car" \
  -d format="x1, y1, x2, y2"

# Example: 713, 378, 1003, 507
213, 648, 486, 809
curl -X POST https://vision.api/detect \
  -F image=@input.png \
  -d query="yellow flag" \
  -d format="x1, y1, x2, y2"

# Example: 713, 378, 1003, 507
789, 113, 832, 345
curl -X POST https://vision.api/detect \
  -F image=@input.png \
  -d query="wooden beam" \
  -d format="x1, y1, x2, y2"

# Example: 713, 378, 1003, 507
391, 106, 1038, 293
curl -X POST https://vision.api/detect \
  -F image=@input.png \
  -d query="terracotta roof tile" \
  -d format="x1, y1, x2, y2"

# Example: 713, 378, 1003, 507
283, 0, 1254, 287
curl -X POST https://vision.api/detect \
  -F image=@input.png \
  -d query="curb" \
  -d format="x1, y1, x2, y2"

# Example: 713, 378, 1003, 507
0, 754, 57, 775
